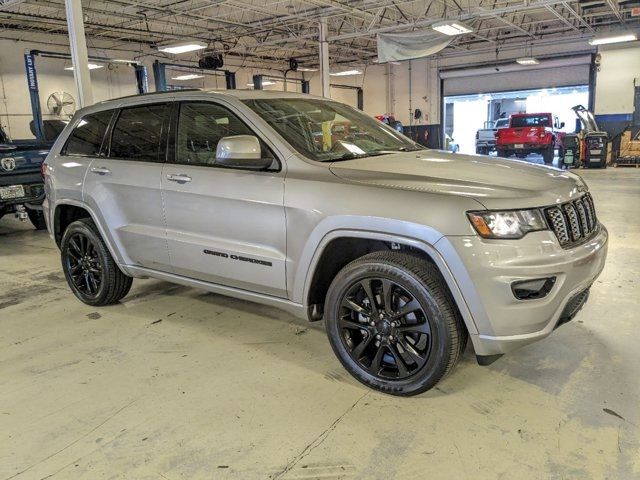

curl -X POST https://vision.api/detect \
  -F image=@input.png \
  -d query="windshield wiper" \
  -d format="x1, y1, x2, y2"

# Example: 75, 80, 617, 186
329, 151, 388, 162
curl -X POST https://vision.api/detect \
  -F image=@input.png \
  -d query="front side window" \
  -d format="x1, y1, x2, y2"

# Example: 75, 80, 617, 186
175, 102, 272, 167
109, 104, 168, 161
243, 98, 422, 162
63, 110, 112, 156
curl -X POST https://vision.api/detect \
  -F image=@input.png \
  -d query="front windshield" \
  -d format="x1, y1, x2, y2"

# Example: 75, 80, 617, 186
243, 98, 423, 162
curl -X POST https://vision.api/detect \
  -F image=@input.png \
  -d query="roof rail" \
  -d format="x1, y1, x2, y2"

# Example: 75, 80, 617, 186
96, 89, 203, 104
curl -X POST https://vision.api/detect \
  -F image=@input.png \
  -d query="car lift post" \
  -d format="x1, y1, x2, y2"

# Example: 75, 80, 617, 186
24, 50, 148, 141
153, 60, 236, 91
252, 74, 310, 93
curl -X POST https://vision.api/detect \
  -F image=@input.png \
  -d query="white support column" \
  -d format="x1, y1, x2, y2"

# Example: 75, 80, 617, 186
319, 17, 330, 98
65, 0, 93, 108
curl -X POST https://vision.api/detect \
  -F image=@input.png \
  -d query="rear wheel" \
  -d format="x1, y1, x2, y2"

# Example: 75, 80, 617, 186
61, 218, 132, 306
324, 251, 467, 396
496, 149, 508, 158
27, 209, 47, 230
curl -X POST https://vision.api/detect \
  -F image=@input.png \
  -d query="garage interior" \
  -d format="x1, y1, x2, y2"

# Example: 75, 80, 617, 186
1, 0, 640, 478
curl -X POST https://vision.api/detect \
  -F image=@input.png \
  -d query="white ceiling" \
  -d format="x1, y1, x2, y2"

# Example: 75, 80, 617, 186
0, 0, 638, 68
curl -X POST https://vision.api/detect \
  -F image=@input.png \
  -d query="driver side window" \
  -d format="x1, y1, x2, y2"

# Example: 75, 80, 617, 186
175, 102, 274, 168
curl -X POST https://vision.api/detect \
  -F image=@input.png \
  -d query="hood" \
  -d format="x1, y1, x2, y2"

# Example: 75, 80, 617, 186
329, 150, 587, 209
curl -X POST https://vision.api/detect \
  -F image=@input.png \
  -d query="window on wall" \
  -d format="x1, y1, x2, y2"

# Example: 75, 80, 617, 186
63, 110, 113, 156
175, 102, 263, 166
109, 104, 168, 161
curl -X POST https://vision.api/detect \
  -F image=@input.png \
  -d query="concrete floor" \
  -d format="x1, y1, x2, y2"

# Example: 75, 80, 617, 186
1, 168, 639, 480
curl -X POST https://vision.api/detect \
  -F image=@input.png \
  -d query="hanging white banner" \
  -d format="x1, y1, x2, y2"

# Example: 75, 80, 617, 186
377, 30, 452, 63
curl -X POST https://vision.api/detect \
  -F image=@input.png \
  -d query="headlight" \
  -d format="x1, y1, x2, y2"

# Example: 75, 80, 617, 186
467, 209, 548, 239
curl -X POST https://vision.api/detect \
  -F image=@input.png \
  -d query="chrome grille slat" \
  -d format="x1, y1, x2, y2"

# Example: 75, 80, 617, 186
545, 193, 598, 248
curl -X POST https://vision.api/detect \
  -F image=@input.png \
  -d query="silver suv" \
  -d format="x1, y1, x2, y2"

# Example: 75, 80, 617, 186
43, 90, 608, 396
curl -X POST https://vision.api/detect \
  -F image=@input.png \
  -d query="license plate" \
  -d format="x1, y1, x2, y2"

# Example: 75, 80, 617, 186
590, 149, 601, 154
0, 185, 25, 200
515, 144, 524, 148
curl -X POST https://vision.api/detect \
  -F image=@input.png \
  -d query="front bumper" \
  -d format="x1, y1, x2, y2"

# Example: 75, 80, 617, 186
435, 225, 608, 356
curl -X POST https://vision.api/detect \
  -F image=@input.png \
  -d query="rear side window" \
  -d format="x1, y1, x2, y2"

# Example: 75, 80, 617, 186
63, 110, 112, 156
109, 104, 168, 162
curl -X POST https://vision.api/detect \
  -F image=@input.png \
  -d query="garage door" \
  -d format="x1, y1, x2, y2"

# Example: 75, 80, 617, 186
441, 55, 592, 96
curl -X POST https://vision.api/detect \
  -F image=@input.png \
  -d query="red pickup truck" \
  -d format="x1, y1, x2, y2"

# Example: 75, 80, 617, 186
496, 113, 564, 165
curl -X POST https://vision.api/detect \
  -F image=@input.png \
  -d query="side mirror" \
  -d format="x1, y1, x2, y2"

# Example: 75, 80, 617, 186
216, 135, 272, 170
560, 121, 565, 128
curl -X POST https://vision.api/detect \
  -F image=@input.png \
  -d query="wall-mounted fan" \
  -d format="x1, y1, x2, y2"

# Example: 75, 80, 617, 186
47, 91, 76, 117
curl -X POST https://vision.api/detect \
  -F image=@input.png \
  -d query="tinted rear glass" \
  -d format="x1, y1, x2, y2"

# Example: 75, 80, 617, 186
63, 110, 112, 156
511, 115, 550, 128
109, 104, 168, 161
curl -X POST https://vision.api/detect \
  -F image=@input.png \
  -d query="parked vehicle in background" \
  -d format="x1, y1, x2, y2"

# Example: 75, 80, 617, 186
0, 125, 52, 229
475, 118, 509, 154
496, 113, 564, 165
44, 90, 607, 396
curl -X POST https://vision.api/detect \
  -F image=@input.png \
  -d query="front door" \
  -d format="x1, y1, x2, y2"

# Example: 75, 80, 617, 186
161, 101, 287, 297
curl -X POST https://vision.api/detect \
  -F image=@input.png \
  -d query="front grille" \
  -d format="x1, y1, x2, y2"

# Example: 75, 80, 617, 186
545, 193, 598, 248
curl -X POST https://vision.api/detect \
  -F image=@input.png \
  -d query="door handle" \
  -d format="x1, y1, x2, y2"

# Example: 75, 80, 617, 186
90, 166, 111, 175
166, 173, 192, 183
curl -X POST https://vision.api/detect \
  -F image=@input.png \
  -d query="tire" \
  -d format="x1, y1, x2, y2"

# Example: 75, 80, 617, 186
60, 218, 132, 306
542, 146, 554, 165
324, 251, 467, 396
27, 209, 47, 230
496, 149, 508, 158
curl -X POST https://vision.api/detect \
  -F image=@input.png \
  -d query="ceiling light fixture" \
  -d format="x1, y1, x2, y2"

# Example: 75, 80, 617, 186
157, 42, 207, 54
516, 57, 540, 65
64, 63, 103, 71
329, 69, 363, 76
588, 33, 637, 45
432, 20, 473, 36
172, 74, 205, 81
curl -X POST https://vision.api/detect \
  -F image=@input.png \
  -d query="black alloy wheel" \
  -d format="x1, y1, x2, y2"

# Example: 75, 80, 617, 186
64, 232, 103, 296
61, 218, 132, 305
338, 277, 432, 380
325, 251, 467, 396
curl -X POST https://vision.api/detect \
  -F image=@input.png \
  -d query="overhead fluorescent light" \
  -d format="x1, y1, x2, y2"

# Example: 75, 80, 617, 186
432, 20, 473, 36
298, 67, 318, 72
172, 74, 204, 81
329, 69, 363, 76
157, 42, 207, 54
64, 63, 103, 71
516, 57, 540, 65
588, 33, 637, 45
247, 80, 276, 86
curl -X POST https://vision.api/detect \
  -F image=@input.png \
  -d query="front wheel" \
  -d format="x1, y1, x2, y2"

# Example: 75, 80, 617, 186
496, 149, 508, 158
27, 209, 47, 230
324, 251, 467, 396
61, 218, 132, 306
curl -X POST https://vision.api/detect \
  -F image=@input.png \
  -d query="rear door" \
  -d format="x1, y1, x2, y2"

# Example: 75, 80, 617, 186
82, 102, 172, 271
161, 100, 287, 297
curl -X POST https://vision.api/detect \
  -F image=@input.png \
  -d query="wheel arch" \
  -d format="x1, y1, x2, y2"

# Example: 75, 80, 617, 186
301, 229, 478, 337
52, 200, 130, 272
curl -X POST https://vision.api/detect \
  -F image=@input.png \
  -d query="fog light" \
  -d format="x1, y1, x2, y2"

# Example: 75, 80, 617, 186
512, 277, 556, 300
